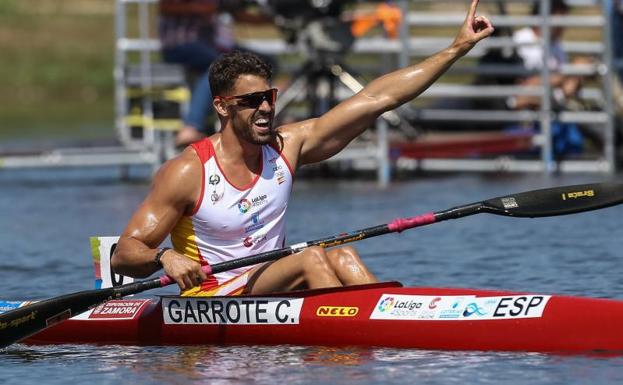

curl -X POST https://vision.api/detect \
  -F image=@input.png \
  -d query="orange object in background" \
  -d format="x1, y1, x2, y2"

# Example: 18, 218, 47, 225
351, 3, 403, 39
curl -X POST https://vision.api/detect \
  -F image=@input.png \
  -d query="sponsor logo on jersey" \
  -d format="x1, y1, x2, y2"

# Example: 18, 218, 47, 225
239, 195, 269, 214
208, 174, 221, 185
243, 233, 267, 248
245, 213, 265, 233
251, 194, 268, 207
276, 170, 286, 185
238, 199, 252, 213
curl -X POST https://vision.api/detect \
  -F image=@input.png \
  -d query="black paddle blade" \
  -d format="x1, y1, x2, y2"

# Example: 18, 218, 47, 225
481, 183, 623, 218
0, 288, 114, 348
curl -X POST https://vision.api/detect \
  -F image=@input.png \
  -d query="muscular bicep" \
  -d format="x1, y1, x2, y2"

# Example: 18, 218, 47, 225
121, 189, 184, 248
120, 153, 201, 248
111, 149, 202, 277
298, 93, 387, 165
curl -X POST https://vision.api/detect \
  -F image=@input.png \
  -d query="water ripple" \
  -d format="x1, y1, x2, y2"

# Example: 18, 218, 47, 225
2, 173, 623, 384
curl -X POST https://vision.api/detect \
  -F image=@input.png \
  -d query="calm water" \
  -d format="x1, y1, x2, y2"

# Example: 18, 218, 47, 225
1, 168, 623, 384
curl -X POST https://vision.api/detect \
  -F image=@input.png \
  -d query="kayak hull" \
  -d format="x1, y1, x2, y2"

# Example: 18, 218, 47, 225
16, 282, 623, 352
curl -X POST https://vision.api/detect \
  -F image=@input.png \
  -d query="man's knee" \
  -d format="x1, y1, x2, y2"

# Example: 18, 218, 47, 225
329, 246, 361, 267
338, 246, 359, 259
300, 246, 333, 273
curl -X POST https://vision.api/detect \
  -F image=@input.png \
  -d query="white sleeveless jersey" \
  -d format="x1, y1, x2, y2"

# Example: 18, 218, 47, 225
171, 138, 294, 290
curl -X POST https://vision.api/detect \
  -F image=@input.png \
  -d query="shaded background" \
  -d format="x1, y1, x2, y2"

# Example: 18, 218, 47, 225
0, 0, 114, 143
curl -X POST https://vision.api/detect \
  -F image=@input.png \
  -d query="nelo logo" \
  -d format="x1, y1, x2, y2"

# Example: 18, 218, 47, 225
316, 306, 359, 317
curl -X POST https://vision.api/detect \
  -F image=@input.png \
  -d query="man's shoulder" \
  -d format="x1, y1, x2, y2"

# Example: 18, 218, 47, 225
276, 119, 316, 141
174, 145, 202, 167
155, 146, 202, 183
150, 147, 203, 208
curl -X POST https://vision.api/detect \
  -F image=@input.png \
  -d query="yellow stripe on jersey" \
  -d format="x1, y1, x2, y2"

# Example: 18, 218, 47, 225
171, 216, 201, 263
181, 270, 251, 297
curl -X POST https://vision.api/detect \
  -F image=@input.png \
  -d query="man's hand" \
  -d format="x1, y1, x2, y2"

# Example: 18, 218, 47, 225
452, 0, 495, 56
159, 249, 208, 291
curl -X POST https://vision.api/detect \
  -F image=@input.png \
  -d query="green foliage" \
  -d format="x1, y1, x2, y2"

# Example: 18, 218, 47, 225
0, 0, 17, 16
0, 1, 115, 140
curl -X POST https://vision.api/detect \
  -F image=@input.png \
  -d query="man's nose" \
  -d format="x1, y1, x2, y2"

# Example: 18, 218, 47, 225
259, 99, 273, 111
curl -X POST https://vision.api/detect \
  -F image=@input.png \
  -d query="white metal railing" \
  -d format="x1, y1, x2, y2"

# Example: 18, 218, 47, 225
111, 0, 620, 177
390, 0, 617, 174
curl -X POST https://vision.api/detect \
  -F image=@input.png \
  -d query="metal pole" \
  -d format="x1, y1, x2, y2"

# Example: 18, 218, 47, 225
540, 0, 554, 173
138, 0, 156, 148
114, 0, 128, 145
601, 0, 617, 173
397, 0, 410, 69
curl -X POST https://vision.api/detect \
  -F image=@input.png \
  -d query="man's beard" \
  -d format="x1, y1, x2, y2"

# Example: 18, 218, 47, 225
232, 111, 275, 145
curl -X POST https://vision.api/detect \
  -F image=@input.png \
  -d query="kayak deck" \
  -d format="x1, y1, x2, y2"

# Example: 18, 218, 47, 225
11, 282, 623, 353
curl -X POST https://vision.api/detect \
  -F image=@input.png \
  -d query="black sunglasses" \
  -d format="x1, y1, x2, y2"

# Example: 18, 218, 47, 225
220, 88, 277, 109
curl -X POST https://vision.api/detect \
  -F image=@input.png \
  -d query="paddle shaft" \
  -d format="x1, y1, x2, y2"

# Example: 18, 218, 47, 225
207, 181, 623, 273
2, 182, 622, 348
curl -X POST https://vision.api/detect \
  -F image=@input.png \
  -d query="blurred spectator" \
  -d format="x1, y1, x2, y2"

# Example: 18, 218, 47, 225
508, 0, 592, 156
159, 0, 274, 147
511, 0, 590, 111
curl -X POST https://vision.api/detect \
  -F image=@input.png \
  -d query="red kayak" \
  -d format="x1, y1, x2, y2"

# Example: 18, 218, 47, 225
9, 281, 623, 352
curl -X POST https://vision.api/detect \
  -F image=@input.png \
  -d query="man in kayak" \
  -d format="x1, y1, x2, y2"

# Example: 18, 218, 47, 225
111, 0, 494, 296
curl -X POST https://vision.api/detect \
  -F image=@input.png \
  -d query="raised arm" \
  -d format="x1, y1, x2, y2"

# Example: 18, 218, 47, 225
295, 0, 494, 165
111, 149, 207, 290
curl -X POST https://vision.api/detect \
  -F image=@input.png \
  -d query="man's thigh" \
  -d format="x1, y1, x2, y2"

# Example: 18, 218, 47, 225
244, 254, 307, 294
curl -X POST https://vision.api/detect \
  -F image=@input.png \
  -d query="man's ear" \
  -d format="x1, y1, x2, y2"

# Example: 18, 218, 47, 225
213, 98, 229, 117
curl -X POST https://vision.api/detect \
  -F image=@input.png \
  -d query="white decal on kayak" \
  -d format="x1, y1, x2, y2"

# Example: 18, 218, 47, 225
370, 294, 551, 321
88, 299, 150, 320
91, 236, 134, 290
163, 297, 304, 325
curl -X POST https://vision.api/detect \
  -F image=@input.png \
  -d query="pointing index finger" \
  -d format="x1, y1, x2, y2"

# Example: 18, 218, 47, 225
466, 0, 479, 21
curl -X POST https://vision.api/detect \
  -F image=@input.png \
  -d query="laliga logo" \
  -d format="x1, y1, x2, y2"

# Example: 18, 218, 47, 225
377, 297, 395, 312
238, 199, 251, 214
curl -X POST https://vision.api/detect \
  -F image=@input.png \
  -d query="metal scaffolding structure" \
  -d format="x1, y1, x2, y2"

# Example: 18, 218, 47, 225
241, 0, 620, 175
1, 0, 619, 183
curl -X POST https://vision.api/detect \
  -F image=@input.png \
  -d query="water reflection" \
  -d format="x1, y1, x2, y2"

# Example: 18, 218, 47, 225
142, 345, 375, 382
4, 343, 623, 385
3, 173, 623, 385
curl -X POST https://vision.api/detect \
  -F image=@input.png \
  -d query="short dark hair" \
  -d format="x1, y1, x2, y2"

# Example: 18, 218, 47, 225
208, 51, 272, 96
531, 0, 570, 16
